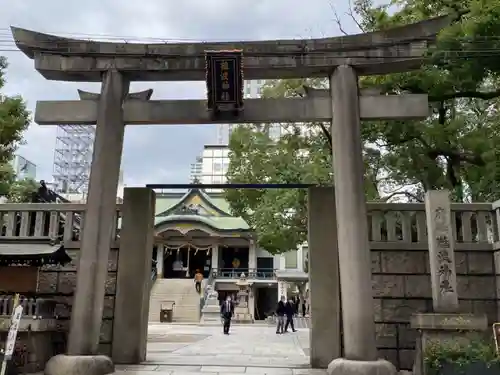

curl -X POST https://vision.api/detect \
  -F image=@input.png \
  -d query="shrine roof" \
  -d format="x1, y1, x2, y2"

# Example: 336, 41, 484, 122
154, 215, 250, 232
153, 189, 250, 233
0, 243, 71, 266
10, 16, 450, 81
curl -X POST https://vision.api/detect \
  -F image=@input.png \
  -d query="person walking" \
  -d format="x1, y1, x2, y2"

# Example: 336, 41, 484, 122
276, 296, 286, 334
284, 298, 297, 333
194, 269, 203, 293
220, 296, 234, 335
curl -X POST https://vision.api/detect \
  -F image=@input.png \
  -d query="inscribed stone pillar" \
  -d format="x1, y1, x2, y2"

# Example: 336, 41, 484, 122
424, 190, 459, 312
68, 69, 129, 355
248, 286, 255, 319
308, 187, 341, 368
211, 244, 219, 273
278, 281, 288, 300
156, 244, 164, 278
248, 239, 256, 271
112, 188, 156, 364
330, 65, 377, 361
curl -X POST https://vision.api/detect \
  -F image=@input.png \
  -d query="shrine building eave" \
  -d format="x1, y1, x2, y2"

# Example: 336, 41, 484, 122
154, 215, 251, 234
10, 16, 450, 82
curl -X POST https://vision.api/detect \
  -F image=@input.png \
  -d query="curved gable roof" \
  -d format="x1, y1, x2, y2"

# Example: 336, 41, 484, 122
153, 189, 250, 234
154, 215, 250, 233
156, 188, 231, 218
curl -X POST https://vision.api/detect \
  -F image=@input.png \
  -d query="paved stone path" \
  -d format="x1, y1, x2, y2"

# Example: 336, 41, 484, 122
263, 317, 311, 330
115, 324, 325, 375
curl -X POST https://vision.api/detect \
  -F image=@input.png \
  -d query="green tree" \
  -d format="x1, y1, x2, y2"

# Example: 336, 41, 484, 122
0, 56, 32, 201
226, 79, 383, 253
8, 177, 39, 203
226, 0, 500, 253
355, 0, 500, 202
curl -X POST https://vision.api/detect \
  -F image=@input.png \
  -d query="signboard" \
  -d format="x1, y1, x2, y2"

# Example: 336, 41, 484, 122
4, 305, 23, 358
205, 50, 244, 118
493, 323, 500, 355
0, 295, 22, 375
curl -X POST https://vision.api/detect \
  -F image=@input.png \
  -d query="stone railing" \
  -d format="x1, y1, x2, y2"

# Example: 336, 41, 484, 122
0, 202, 495, 251
0, 295, 56, 318
367, 202, 494, 251
215, 268, 276, 280
0, 203, 122, 246
0, 295, 62, 374
201, 271, 216, 313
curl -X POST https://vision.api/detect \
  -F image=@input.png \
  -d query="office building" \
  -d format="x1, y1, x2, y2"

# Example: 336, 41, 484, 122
11, 155, 37, 180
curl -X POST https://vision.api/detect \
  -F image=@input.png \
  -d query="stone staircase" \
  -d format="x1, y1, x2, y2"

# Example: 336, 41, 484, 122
148, 278, 201, 323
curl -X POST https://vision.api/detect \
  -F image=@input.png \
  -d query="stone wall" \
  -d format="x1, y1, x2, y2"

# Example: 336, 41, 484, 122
372, 248, 498, 370
36, 244, 119, 356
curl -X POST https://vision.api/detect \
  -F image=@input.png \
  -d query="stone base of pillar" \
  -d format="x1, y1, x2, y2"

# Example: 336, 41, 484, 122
233, 306, 253, 324
410, 313, 488, 375
327, 358, 397, 375
201, 287, 221, 324
44, 354, 114, 375
201, 305, 221, 323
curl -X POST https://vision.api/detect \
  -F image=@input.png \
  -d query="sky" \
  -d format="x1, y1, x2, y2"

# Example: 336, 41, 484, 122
0, 0, 359, 187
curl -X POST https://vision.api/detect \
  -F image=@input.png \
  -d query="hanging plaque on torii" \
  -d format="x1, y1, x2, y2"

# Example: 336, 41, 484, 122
205, 50, 244, 120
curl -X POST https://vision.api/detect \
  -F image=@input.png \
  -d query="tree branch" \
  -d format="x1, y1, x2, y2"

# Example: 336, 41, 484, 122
428, 89, 500, 102
329, 1, 349, 35
347, 0, 364, 32
380, 191, 424, 202
318, 123, 333, 151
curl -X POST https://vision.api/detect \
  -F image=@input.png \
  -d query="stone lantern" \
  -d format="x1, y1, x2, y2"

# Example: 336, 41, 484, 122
233, 273, 253, 323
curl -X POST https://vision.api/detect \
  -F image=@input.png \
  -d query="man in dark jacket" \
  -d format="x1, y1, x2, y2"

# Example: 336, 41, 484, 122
284, 298, 297, 332
220, 296, 234, 334
276, 296, 286, 334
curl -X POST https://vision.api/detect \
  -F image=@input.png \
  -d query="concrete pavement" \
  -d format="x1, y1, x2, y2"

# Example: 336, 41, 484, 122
114, 323, 324, 375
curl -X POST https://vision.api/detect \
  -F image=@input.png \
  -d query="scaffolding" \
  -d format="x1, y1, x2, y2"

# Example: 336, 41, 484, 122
52, 125, 95, 198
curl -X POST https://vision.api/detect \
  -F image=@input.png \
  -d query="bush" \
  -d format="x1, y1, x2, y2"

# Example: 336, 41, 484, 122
424, 336, 500, 375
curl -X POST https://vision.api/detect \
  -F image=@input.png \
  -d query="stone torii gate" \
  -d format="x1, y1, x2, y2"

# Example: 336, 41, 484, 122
11, 15, 447, 374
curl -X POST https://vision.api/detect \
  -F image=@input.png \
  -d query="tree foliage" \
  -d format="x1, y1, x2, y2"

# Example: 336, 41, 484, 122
225, 0, 500, 253
0, 56, 32, 202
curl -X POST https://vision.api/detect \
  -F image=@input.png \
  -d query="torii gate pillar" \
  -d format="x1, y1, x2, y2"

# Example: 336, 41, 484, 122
327, 66, 396, 374
68, 69, 130, 355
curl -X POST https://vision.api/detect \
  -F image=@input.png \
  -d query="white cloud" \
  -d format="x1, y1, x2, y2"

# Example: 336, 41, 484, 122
0, 0, 358, 186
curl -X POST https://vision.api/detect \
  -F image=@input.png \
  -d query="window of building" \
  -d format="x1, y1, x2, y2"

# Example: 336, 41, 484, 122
203, 162, 213, 174
213, 162, 222, 172
284, 250, 298, 269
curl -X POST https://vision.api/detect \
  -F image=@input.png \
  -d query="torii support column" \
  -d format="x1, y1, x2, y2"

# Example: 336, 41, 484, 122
328, 65, 396, 375
308, 187, 341, 368
68, 69, 130, 355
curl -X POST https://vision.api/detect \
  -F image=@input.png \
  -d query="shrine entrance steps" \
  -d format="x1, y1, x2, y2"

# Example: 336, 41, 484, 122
148, 278, 201, 323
